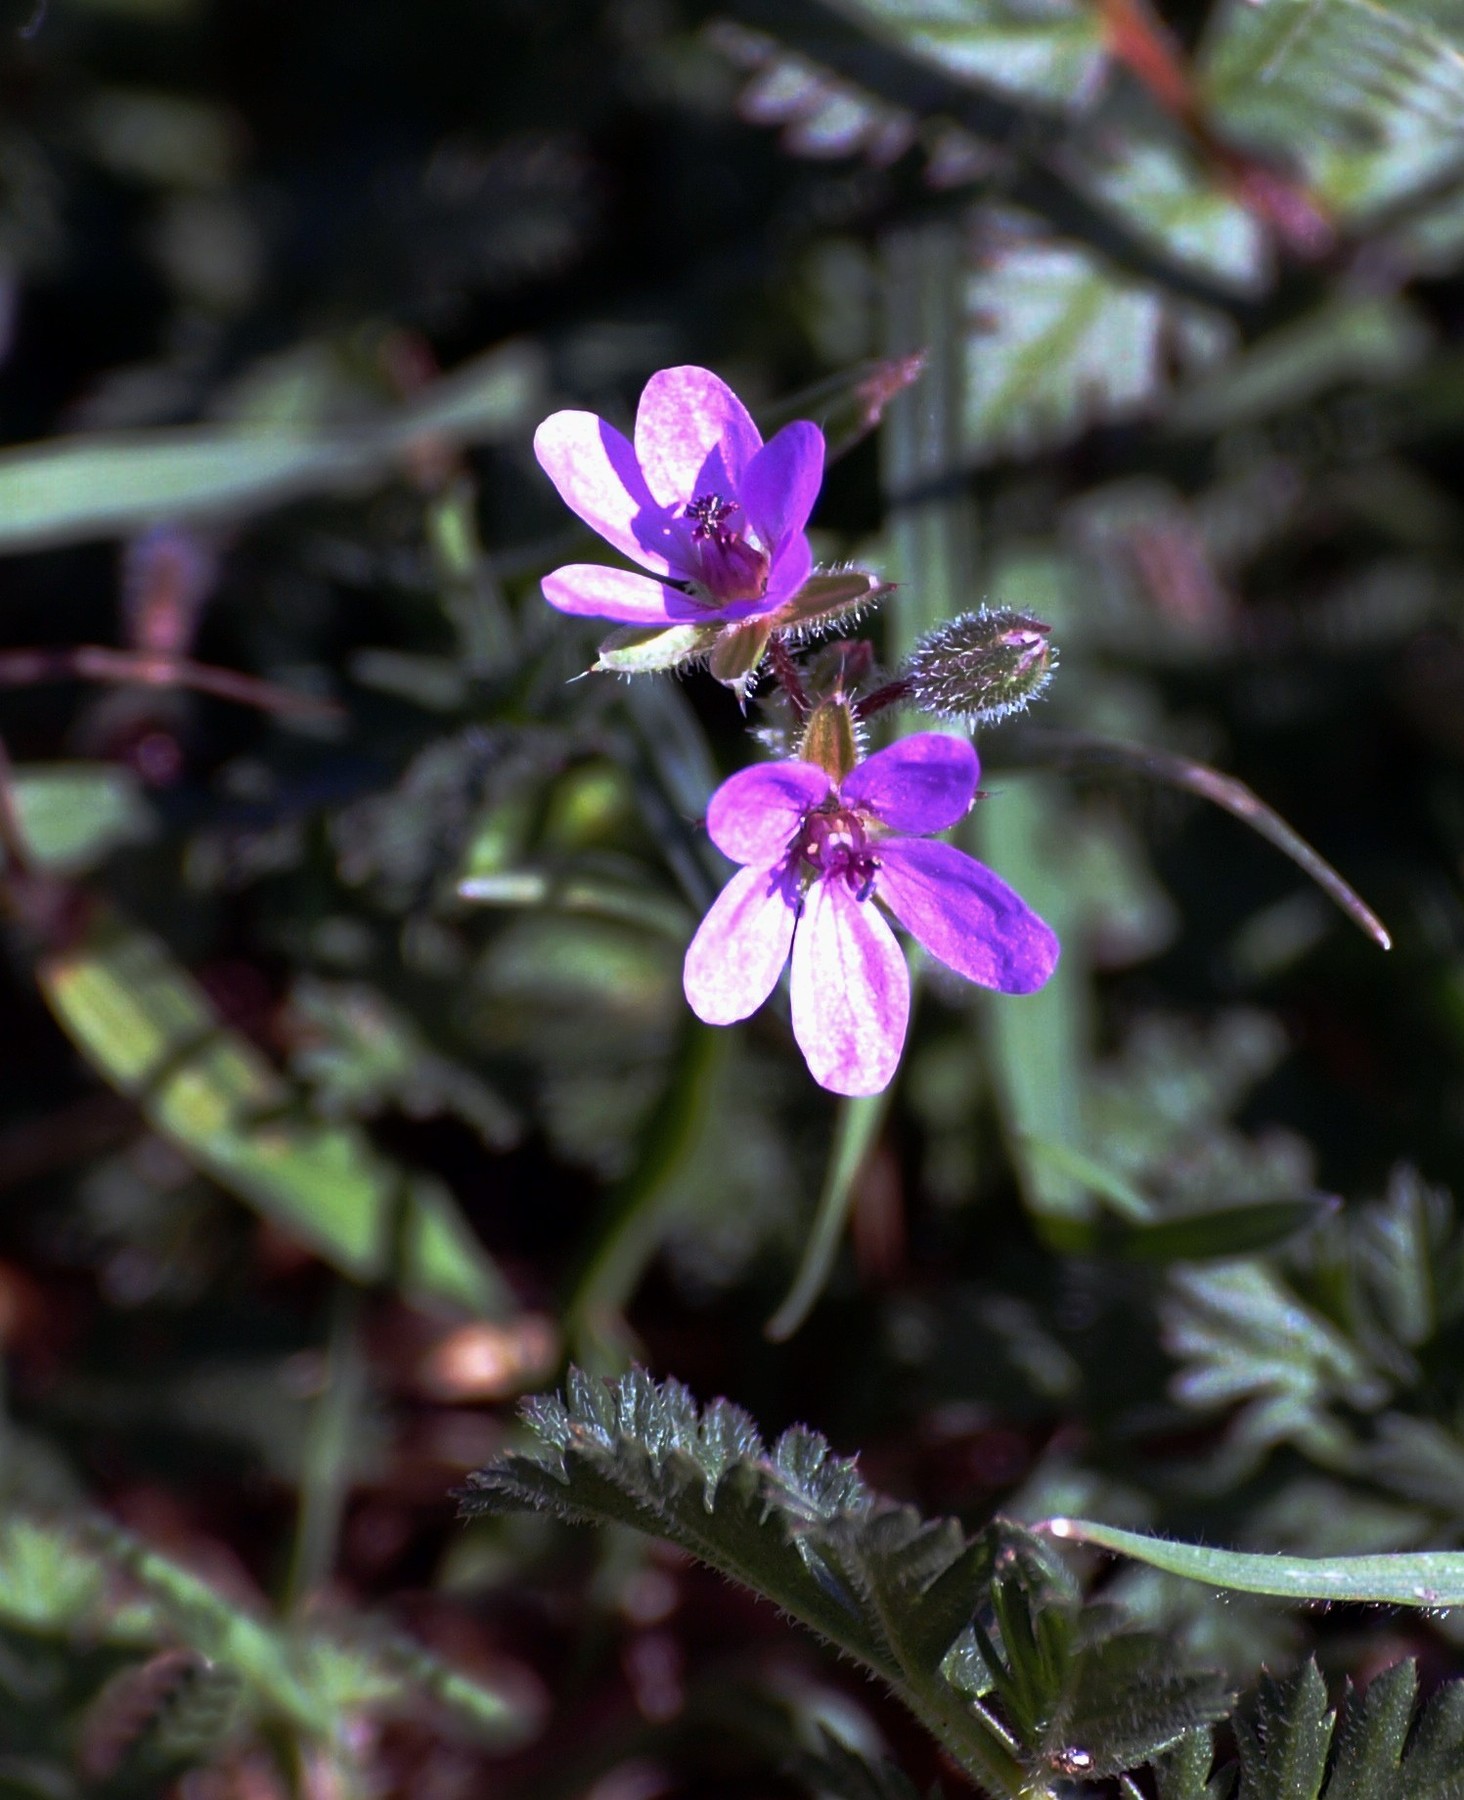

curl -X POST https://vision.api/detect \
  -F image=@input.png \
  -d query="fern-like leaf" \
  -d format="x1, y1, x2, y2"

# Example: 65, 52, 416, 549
463, 1367, 1231, 1797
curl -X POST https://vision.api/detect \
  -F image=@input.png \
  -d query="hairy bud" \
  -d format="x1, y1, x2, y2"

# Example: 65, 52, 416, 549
902, 608, 1055, 726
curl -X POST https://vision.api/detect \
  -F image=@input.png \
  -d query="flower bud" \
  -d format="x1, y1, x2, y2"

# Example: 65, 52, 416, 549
902, 608, 1055, 726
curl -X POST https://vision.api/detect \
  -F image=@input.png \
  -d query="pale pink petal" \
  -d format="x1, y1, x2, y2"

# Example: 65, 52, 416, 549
541, 564, 705, 624
739, 421, 825, 554
533, 412, 679, 575
683, 864, 798, 1025
634, 366, 763, 511
790, 879, 909, 1096
874, 838, 1059, 994
706, 760, 830, 864
759, 532, 814, 610
842, 734, 978, 834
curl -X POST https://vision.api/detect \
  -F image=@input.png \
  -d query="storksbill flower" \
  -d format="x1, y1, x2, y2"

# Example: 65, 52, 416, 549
683, 734, 1059, 1096
533, 365, 825, 627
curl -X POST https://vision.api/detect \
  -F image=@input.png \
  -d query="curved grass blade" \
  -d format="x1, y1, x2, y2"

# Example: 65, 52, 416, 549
766, 1090, 890, 1342
1008, 730, 1392, 950
1044, 1518, 1464, 1605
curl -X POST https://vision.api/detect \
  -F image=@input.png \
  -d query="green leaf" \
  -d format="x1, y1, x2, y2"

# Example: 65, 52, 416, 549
825, 0, 1107, 110
1046, 1195, 1339, 1263
463, 1368, 1233, 1795
1066, 134, 1269, 295
1168, 296, 1432, 437
766, 1090, 890, 1342
964, 237, 1230, 462
9, 764, 155, 873
36, 906, 510, 1315
1200, 0, 1464, 215
1044, 1517, 1464, 1605
0, 339, 541, 552
792, 1732, 927, 1800
1236, 1663, 1333, 1800
0, 1510, 539, 1749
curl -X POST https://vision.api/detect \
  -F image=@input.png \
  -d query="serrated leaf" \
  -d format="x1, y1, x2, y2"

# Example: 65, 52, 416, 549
1156, 1729, 1226, 1800
1050, 1633, 1233, 1778
1325, 1660, 1417, 1800
1200, 0, 1464, 215
825, 0, 1108, 110
462, 1367, 1031, 1794
1236, 1663, 1333, 1800
965, 236, 1230, 461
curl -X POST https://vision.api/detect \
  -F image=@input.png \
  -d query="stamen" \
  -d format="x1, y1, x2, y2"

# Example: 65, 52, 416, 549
685, 494, 739, 543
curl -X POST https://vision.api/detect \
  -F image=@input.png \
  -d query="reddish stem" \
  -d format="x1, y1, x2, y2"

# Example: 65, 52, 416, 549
852, 678, 912, 723
766, 637, 811, 718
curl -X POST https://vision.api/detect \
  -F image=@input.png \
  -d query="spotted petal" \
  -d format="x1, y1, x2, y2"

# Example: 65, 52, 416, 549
739, 421, 825, 556
875, 838, 1059, 994
635, 366, 763, 511
683, 864, 798, 1025
541, 564, 708, 625
533, 412, 679, 575
706, 760, 830, 865
842, 734, 978, 834
790, 879, 909, 1096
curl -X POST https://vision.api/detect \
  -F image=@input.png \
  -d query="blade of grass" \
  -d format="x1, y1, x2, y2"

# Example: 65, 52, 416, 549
1044, 1517, 1464, 1605
1008, 729, 1392, 949
766, 1091, 891, 1342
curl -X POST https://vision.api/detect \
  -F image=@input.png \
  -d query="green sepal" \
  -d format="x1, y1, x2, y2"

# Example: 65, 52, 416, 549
593, 622, 718, 674
707, 619, 774, 700
768, 571, 892, 632
799, 699, 860, 783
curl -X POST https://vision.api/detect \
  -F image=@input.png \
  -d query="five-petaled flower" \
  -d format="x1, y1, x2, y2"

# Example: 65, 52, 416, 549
533, 365, 825, 627
683, 735, 1059, 1096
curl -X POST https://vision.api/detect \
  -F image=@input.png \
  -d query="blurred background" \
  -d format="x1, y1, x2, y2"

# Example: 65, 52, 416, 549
3, 0, 1464, 1793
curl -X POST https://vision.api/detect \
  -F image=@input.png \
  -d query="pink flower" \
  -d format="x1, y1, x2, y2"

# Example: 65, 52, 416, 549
532, 365, 825, 626
683, 735, 1059, 1096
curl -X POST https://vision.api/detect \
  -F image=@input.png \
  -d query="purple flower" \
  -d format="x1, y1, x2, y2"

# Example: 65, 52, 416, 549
683, 734, 1059, 1096
533, 366, 825, 627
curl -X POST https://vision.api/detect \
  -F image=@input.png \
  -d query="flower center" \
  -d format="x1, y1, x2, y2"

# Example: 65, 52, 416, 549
793, 805, 880, 901
681, 492, 769, 604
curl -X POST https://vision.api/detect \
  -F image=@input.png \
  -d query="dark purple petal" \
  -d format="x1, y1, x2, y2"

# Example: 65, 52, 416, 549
759, 532, 814, 610
533, 412, 679, 574
541, 564, 704, 625
841, 734, 978, 834
874, 838, 1059, 994
706, 760, 830, 865
684, 865, 798, 1025
790, 879, 909, 1096
739, 421, 825, 554
634, 366, 763, 511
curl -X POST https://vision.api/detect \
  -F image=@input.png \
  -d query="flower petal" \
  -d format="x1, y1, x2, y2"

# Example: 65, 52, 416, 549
541, 564, 706, 624
739, 421, 826, 554
634, 366, 763, 511
683, 864, 797, 1025
533, 412, 679, 574
790, 879, 909, 1095
874, 838, 1059, 994
841, 733, 978, 834
706, 760, 830, 864
759, 531, 814, 610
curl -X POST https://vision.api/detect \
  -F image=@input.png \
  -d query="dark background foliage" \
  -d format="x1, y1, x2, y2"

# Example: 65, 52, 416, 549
2, 0, 1464, 1793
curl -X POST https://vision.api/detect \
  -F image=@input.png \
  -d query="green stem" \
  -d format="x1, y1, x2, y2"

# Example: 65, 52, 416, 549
284, 1281, 365, 1614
